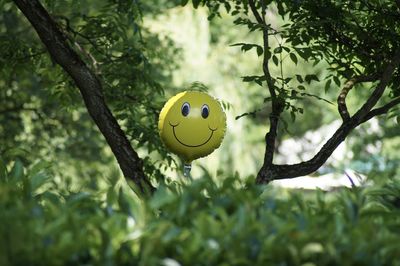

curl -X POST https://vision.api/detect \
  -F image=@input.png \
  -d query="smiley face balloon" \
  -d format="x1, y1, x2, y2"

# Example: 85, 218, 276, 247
158, 91, 226, 163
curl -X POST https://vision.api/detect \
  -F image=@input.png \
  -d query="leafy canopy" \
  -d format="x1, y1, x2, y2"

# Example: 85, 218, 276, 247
183, 0, 399, 121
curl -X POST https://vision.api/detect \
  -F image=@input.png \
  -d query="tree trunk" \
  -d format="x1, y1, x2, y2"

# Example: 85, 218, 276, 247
12, 0, 154, 194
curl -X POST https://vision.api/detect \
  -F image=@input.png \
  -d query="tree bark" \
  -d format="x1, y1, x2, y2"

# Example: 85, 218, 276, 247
13, 0, 154, 194
256, 122, 354, 183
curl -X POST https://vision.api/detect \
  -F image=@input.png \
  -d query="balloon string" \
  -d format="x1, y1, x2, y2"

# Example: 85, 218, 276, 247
183, 163, 192, 180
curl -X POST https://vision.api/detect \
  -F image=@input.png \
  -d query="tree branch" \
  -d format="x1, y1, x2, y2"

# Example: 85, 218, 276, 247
352, 51, 400, 123
248, 1, 275, 98
257, 122, 354, 182
256, 52, 400, 184
337, 78, 356, 121
248, 0, 264, 26
359, 96, 400, 124
249, 0, 284, 170
337, 74, 379, 121
12, 0, 154, 194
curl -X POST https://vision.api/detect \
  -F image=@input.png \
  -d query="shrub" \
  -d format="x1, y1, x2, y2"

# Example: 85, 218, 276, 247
1, 158, 400, 265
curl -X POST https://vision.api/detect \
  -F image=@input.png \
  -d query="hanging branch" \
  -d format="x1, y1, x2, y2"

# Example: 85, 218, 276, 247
12, 0, 154, 194
248, 0, 284, 170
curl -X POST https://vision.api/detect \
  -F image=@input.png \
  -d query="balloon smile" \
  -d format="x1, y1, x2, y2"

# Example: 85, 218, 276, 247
169, 122, 216, 147
158, 91, 227, 162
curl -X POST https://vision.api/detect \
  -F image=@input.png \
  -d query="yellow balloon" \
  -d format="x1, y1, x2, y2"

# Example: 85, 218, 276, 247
158, 91, 227, 163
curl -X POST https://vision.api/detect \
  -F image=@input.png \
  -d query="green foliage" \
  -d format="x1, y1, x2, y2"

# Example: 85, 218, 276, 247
2, 158, 400, 265
0, 157, 140, 265
0, 0, 179, 180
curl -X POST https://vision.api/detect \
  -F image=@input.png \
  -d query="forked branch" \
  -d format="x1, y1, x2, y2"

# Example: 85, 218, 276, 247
257, 52, 400, 183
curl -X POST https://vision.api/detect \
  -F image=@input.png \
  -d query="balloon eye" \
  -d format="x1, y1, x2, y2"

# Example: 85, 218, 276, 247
201, 104, 209, 118
181, 102, 190, 117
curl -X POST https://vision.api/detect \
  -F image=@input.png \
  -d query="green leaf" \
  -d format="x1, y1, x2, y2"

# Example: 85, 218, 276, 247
276, 1, 285, 16
224, 2, 231, 13
290, 110, 296, 122
192, 0, 201, 8
10, 159, 24, 180
298, 85, 306, 90
255, 79, 263, 86
289, 53, 298, 65
242, 76, 256, 82
284, 77, 292, 84
256, 46, 263, 56
31, 172, 50, 192
333, 76, 341, 87
325, 79, 332, 93
274, 46, 282, 54
29, 160, 51, 177
230, 43, 262, 55
242, 44, 253, 51
297, 47, 312, 61
305, 74, 320, 84
272, 55, 279, 66
296, 75, 304, 83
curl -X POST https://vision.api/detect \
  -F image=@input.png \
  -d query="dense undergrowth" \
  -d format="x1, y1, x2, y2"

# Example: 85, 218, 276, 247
1, 158, 400, 266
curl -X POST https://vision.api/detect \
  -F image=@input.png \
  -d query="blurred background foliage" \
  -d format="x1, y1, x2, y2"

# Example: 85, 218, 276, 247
1, 0, 400, 264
